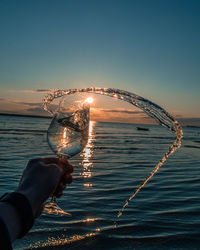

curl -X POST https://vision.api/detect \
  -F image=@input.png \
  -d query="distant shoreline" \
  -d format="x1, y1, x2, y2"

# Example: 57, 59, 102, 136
0, 113, 51, 119
0, 113, 200, 127
0, 113, 154, 125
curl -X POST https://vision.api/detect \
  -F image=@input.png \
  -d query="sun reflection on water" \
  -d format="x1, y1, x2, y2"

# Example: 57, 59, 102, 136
31, 232, 97, 249
31, 217, 102, 249
82, 217, 100, 223
83, 183, 93, 187
80, 121, 95, 184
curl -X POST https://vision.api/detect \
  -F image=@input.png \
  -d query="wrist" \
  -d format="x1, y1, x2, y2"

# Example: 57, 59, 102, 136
0, 192, 34, 238
0, 201, 22, 242
16, 187, 42, 218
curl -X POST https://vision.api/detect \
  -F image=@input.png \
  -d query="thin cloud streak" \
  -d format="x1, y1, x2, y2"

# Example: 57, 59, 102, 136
9, 89, 52, 93
22, 89, 52, 93
90, 107, 152, 124
102, 109, 144, 115
0, 98, 42, 106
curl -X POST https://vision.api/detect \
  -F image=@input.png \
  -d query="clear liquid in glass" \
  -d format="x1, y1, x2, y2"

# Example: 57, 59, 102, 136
47, 105, 90, 158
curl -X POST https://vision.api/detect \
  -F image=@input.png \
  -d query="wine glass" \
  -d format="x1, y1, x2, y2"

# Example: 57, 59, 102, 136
43, 95, 91, 216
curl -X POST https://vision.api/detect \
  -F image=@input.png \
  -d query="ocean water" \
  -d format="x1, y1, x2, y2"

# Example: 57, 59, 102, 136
0, 114, 200, 250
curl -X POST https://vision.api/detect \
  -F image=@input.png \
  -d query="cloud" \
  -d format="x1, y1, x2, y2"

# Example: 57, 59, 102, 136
9, 89, 52, 93
89, 107, 154, 124
0, 97, 57, 115
0, 98, 46, 115
21, 89, 52, 93
102, 109, 144, 115
26, 107, 49, 115
0, 98, 42, 107
92, 108, 149, 117
11, 100, 42, 106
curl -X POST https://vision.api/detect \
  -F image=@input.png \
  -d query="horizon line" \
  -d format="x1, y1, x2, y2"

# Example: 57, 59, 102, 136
0, 112, 200, 127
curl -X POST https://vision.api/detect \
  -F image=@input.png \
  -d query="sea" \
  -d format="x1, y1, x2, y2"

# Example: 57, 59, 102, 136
0, 114, 200, 250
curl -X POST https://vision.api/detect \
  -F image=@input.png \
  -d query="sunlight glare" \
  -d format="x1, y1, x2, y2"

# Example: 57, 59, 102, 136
86, 97, 94, 104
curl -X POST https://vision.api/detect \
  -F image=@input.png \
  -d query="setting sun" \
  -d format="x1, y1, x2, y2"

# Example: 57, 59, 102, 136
86, 97, 94, 104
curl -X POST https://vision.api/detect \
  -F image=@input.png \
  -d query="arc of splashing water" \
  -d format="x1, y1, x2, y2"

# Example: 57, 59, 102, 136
43, 87, 183, 217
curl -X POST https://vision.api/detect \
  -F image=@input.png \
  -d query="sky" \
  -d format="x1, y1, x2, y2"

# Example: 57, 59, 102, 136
0, 0, 199, 124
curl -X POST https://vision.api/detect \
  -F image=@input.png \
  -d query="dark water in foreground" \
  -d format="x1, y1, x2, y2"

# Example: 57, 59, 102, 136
0, 115, 200, 250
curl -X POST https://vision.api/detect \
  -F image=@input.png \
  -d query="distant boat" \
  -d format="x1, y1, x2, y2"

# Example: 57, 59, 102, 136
136, 127, 149, 131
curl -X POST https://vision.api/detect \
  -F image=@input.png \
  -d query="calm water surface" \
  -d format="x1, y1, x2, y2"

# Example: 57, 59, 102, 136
0, 115, 200, 250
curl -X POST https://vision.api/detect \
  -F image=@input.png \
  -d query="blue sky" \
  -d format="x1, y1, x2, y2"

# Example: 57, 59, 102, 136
0, 0, 199, 121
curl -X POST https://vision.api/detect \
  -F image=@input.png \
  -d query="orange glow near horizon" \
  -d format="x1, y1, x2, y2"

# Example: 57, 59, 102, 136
0, 96, 199, 126
90, 107, 155, 124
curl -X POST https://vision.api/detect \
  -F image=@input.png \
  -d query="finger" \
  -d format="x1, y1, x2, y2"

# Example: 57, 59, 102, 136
27, 158, 46, 168
27, 157, 69, 167
58, 182, 66, 191
54, 182, 66, 194
41, 157, 70, 166
54, 190, 63, 198
40, 157, 62, 165
28, 158, 42, 164
41, 157, 73, 174
27, 158, 60, 170
56, 191, 63, 198
53, 189, 64, 198
61, 174, 73, 184
59, 159, 73, 173
66, 175, 73, 184
53, 173, 73, 196
62, 165, 73, 175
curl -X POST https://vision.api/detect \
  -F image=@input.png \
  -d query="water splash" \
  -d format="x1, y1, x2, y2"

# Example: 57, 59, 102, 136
43, 87, 183, 217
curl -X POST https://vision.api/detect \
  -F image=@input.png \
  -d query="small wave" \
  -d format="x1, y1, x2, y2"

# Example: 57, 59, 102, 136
27, 228, 200, 250
95, 146, 139, 151
193, 140, 200, 143
184, 145, 200, 149
0, 128, 46, 134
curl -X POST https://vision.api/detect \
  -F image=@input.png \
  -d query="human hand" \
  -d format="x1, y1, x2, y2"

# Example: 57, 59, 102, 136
16, 157, 73, 217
